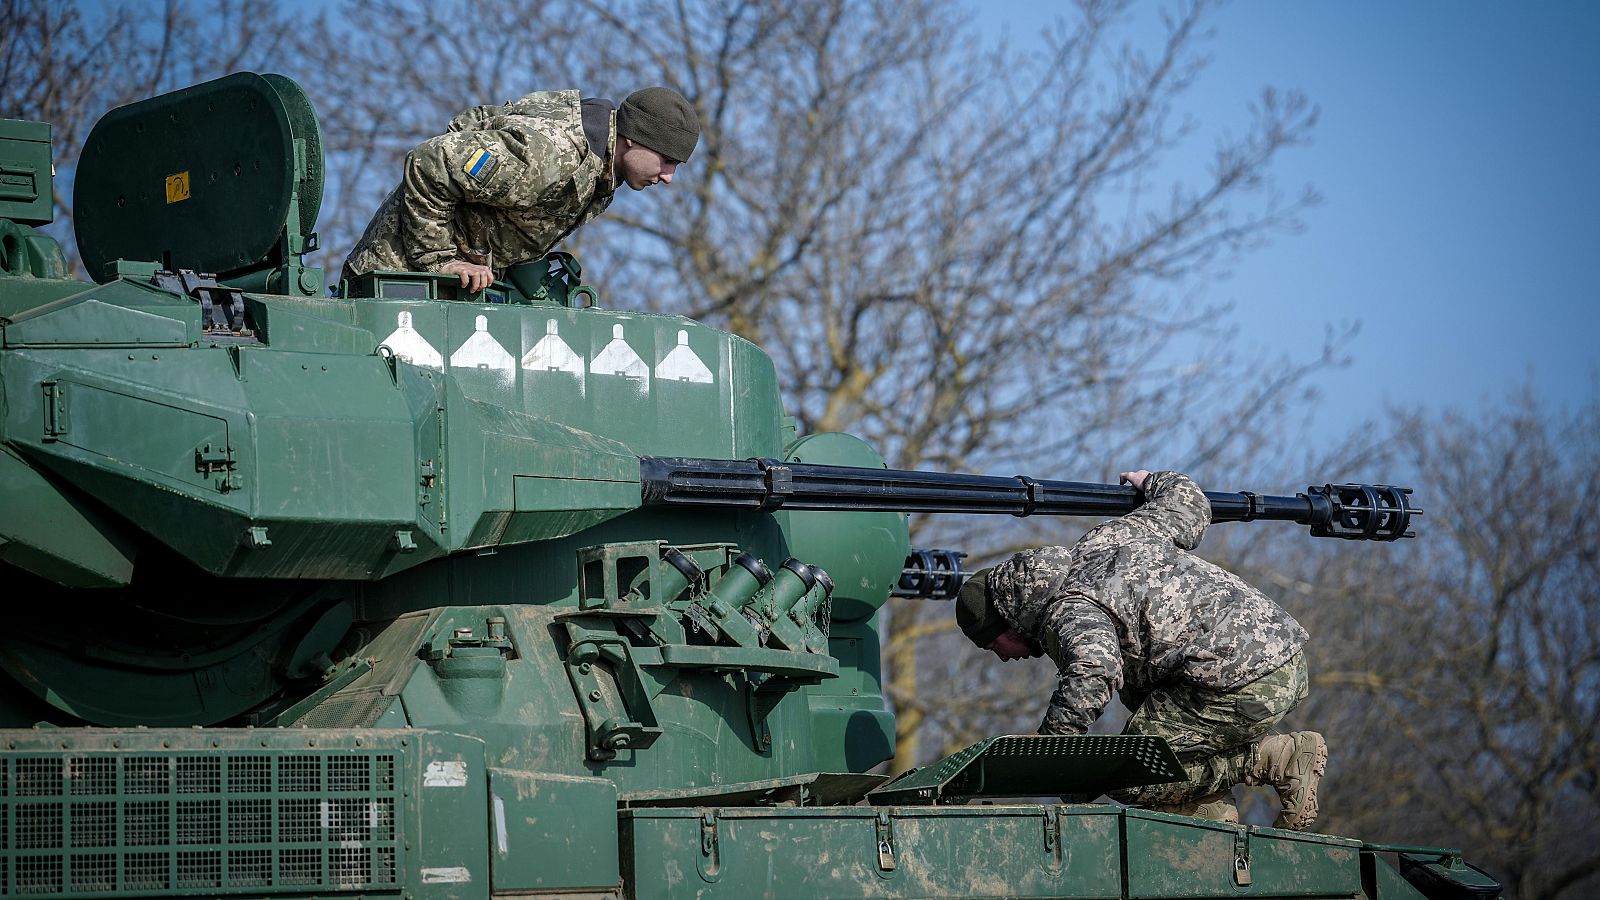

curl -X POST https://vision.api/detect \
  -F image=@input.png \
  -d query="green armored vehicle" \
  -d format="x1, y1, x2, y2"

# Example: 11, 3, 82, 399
0, 74, 1496, 899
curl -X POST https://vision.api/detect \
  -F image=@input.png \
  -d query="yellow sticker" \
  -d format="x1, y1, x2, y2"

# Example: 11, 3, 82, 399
165, 172, 191, 204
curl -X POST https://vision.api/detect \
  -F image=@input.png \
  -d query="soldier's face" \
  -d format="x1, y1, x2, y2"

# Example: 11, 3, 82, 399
986, 628, 1043, 662
616, 138, 681, 191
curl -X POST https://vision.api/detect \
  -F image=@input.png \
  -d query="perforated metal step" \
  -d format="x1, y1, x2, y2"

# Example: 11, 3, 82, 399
867, 734, 1184, 805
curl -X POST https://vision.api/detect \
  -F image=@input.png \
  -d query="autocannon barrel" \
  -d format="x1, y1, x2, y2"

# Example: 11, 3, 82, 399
638, 456, 1421, 541
891, 549, 971, 600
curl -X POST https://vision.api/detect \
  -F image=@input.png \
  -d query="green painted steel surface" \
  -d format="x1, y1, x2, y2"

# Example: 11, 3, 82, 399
487, 769, 620, 893
778, 432, 908, 773
780, 431, 911, 624
0, 119, 53, 227
0, 592, 352, 726
0, 724, 1408, 900
0, 266, 82, 312
376, 603, 842, 795
0, 443, 137, 587
0, 79, 1493, 900
3, 279, 199, 345
0, 221, 69, 281
0, 286, 788, 583
1123, 809, 1362, 898
1361, 852, 1430, 900
1395, 852, 1500, 898
621, 804, 1125, 899
808, 621, 897, 772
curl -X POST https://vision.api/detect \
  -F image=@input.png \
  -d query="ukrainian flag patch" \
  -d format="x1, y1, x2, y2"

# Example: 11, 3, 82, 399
464, 147, 499, 182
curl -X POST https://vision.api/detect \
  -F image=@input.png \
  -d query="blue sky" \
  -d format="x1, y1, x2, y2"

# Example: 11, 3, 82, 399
981, 1, 1600, 437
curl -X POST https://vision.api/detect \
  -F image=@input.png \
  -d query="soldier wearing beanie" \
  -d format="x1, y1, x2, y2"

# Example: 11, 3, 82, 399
957, 469, 1328, 831
342, 86, 699, 291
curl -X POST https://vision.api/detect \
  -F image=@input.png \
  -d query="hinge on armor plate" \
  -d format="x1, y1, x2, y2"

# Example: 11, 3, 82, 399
40, 380, 67, 440
876, 811, 897, 874
1234, 827, 1253, 886
152, 267, 254, 336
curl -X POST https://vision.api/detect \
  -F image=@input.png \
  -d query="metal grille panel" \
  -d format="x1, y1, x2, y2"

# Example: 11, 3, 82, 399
224, 756, 271, 794
0, 747, 404, 897
867, 733, 1187, 804
68, 804, 114, 849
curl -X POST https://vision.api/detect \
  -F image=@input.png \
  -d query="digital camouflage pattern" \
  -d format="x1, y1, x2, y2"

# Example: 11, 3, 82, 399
984, 470, 1308, 736
341, 90, 616, 282
1111, 652, 1309, 805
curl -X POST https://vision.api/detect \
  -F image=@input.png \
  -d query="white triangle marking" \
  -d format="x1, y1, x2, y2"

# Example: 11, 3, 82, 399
379, 310, 443, 370
450, 314, 515, 372
655, 330, 713, 384
521, 318, 585, 375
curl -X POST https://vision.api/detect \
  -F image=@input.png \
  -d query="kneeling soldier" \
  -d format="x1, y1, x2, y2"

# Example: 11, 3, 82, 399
957, 469, 1326, 828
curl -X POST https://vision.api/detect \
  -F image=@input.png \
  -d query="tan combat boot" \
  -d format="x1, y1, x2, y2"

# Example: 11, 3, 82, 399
1149, 791, 1240, 824
1246, 732, 1327, 830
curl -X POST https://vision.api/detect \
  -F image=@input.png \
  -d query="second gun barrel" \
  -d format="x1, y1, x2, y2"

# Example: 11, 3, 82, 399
638, 456, 1419, 540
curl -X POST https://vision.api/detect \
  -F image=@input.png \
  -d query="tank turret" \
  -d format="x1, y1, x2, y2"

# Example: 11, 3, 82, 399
0, 74, 1495, 900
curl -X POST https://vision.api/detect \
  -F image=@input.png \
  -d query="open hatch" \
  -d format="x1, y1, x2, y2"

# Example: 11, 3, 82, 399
73, 72, 324, 297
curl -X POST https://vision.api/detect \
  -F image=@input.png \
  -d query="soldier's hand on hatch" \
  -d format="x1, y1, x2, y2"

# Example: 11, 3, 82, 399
1119, 470, 1152, 493
439, 259, 494, 292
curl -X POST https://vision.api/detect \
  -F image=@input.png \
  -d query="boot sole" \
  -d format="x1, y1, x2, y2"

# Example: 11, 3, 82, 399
1278, 732, 1328, 831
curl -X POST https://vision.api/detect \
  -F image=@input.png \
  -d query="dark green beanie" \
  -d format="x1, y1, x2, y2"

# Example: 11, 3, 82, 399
617, 87, 699, 162
955, 567, 1008, 648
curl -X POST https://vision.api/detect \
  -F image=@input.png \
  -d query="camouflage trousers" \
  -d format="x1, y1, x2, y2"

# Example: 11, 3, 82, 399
1109, 652, 1309, 806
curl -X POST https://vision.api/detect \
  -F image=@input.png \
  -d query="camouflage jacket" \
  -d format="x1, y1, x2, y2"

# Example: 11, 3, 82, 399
986, 471, 1308, 735
341, 90, 616, 282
